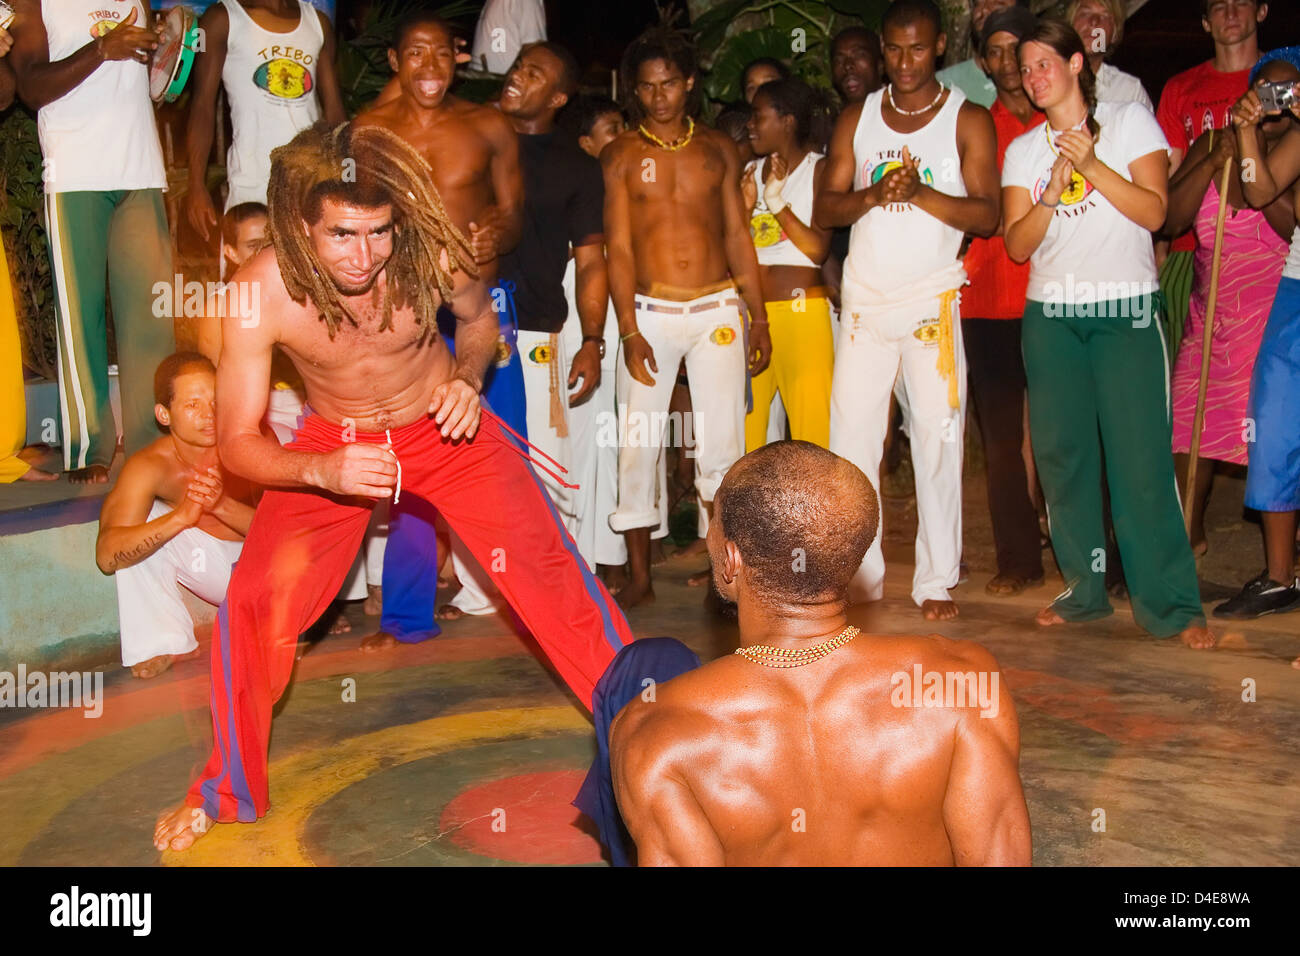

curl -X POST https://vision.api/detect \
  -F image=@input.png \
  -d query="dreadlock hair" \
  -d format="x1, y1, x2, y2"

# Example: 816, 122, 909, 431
752, 77, 837, 154
620, 26, 701, 125
1021, 18, 1101, 138
266, 122, 476, 341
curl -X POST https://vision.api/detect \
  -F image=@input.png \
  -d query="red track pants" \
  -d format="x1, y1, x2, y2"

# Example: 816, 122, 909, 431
185, 411, 633, 823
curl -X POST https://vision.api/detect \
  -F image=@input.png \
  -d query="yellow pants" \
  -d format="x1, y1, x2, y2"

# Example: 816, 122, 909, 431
0, 239, 30, 482
745, 296, 834, 452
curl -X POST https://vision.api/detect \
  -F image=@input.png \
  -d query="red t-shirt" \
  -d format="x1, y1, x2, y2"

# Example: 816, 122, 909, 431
964, 98, 1044, 320
1157, 60, 1250, 252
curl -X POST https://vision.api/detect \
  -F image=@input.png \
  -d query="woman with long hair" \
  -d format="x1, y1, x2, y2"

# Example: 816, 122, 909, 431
740, 77, 834, 450
1002, 20, 1212, 647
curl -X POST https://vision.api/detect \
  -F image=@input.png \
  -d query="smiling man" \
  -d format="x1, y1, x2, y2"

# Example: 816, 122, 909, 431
495, 42, 609, 552
355, 12, 526, 633
152, 123, 633, 852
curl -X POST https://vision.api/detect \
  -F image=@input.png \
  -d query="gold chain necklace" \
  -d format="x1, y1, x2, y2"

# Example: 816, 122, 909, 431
638, 117, 695, 151
734, 625, 861, 668
886, 82, 945, 117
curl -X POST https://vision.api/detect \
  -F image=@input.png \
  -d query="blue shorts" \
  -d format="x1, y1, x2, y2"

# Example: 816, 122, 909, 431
1245, 276, 1300, 512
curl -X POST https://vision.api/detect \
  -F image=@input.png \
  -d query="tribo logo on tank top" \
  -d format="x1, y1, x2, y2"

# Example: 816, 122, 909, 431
253, 44, 315, 101
87, 2, 134, 39
862, 149, 937, 213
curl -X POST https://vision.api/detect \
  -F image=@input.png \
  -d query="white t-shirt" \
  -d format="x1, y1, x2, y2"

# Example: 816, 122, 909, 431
1003, 100, 1168, 305
471, 0, 546, 74
1096, 63, 1153, 113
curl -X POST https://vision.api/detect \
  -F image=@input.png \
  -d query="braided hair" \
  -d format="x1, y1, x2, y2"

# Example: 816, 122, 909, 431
265, 122, 476, 340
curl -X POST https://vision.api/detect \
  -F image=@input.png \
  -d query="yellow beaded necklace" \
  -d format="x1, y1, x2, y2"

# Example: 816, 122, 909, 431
638, 117, 695, 151
734, 625, 861, 669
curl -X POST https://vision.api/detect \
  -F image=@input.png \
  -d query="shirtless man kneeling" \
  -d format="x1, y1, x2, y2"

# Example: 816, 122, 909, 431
609, 441, 1031, 865
153, 122, 631, 851
96, 353, 253, 679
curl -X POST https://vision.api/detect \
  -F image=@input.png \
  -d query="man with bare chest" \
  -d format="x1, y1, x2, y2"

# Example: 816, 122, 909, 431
153, 123, 633, 852
97, 354, 253, 680
603, 28, 770, 608
608, 441, 1032, 866
354, 13, 528, 632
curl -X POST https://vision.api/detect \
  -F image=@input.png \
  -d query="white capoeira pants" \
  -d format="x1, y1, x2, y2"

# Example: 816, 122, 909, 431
115, 500, 243, 666
448, 327, 579, 616
610, 289, 746, 532
267, 385, 386, 600
562, 296, 628, 567
830, 292, 966, 606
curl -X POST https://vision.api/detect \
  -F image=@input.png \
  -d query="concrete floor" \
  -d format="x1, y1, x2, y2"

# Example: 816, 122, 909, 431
1, 533, 1297, 867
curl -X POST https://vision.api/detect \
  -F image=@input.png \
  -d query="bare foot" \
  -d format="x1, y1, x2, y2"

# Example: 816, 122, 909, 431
436, 603, 465, 621
362, 585, 383, 617
1291, 655, 1300, 670
67, 464, 110, 485
600, 563, 629, 594
615, 578, 655, 609
154, 804, 213, 852
359, 631, 398, 653
16, 447, 59, 481
130, 647, 200, 679
650, 539, 669, 566
1178, 623, 1217, 650
676, 537, 708, 559
686, 567, 712, 588
1191, 539, 1208, 559
328, 612, 352, 635
1035, 606, 1067, 627
921, 599, 960, 621
985, 574, 1044, 597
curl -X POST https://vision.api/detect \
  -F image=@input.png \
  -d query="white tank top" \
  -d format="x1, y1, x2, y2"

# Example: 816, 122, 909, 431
37, 0, 166, 194
748, 152, 823, 269
1286, 226, 1300, 281
220, 0, 324, 209
843, 86, 968, 310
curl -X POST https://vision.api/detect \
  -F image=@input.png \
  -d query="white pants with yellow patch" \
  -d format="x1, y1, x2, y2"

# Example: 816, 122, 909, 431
610, 290, 747, 533
115, 500, 243, 667
449, 328, 580, 615
829, 291, 966, 607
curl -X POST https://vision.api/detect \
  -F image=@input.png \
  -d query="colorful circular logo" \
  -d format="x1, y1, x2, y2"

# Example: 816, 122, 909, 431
1034, 169, 1093, 207
254, 58, 314, 100
89, 19, 120, 38
912, 320, 941, 344
868, 160, 935, 186
750, 212, 782, 247
527, 344, 552, 365
711, 326, 737, 346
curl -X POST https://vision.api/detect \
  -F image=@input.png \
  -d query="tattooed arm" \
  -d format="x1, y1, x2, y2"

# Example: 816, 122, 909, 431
96, 455, 203, 574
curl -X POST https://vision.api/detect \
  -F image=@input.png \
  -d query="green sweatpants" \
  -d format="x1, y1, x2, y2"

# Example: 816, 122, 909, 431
1022, 296, 1204, 638
46, 188, 175, 470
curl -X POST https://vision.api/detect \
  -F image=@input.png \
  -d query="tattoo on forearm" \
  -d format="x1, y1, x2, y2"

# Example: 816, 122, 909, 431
108, 532, 166, 571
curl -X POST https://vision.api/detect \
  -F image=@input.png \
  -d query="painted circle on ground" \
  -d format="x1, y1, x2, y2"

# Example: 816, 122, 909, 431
440, 770, 602, 865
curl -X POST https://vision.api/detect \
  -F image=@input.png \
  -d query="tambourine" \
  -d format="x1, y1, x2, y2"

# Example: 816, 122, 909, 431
149, 5, 200, 104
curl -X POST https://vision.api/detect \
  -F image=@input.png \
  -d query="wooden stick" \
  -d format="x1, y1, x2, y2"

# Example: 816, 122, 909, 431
1183, 155, 1234, 534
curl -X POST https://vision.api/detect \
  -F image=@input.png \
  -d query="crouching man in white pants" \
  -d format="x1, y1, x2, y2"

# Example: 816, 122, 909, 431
96, 353, 253, 678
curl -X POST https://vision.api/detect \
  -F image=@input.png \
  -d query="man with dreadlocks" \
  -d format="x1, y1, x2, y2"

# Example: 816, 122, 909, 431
153, 122, 634, 852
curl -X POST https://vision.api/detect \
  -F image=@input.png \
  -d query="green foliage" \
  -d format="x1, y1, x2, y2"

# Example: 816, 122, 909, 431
692, 0, 891, 106
335, 0, 486, 115
0, 106, 56, 382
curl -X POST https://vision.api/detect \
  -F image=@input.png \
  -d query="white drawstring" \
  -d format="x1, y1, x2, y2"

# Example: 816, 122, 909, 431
385, 428, 402, 504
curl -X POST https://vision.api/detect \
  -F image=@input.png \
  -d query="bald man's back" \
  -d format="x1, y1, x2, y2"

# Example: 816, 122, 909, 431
610, 633, 1032, 866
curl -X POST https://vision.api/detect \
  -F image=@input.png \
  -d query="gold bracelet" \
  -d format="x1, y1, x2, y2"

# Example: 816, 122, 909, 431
620, 329, 643, 343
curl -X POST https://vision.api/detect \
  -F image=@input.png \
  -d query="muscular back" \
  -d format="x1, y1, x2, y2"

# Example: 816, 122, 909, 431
612, 635, 1031, 866
605, 124, 743, 292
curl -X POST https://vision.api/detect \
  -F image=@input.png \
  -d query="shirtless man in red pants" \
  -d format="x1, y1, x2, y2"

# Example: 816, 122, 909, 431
153, 122, 633, 851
